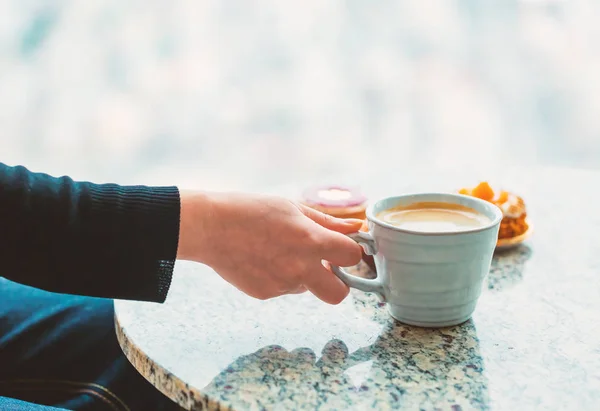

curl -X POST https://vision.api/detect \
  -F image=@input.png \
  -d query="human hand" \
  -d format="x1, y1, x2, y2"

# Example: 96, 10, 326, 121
177, 191, 363, 304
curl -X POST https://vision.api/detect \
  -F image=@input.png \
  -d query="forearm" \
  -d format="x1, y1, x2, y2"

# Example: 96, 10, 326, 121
0, 162, 180, 302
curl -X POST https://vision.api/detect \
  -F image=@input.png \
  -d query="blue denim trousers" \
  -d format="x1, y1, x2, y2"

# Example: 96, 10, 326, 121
0, 278, 180, 411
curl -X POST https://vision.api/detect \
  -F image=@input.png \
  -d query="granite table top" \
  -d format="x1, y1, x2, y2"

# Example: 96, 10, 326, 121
115, 167, 600, 410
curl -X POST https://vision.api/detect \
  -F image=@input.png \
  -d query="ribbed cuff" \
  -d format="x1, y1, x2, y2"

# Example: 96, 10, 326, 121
88, 184, 181, 303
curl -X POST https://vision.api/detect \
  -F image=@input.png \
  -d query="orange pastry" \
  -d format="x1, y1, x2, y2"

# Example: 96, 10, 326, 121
459, 181, 529, 240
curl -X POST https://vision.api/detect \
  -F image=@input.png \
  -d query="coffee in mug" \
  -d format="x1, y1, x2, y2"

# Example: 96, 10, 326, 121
377, 202, 491, 233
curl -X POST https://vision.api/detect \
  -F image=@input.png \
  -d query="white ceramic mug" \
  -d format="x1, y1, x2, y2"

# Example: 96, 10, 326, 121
331, 193, 503, 328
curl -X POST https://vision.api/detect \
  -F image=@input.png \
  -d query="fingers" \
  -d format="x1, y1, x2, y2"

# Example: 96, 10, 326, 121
303, 264, 350, 305
298, 204, 363, 266
314, 230, 363, 267
299, 204, 363, 234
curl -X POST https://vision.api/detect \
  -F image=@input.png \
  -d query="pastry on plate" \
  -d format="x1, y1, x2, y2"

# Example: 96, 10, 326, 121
459, 181, 531, 246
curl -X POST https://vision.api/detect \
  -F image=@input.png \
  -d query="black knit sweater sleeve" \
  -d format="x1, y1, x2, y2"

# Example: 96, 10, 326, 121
0, 162, 180, 302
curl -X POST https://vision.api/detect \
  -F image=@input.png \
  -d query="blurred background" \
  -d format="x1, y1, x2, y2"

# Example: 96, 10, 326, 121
1, 0, 599, 191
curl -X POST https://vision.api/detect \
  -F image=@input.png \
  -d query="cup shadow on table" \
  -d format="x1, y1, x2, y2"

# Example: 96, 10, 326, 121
204, 319, 489, 409
488, 244, 533, 292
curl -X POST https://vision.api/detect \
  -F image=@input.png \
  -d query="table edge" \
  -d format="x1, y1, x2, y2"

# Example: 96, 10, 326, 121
113, 309, 234, 411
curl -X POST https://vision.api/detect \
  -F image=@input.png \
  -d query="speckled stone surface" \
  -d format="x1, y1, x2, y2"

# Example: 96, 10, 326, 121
115, 168, 600, 410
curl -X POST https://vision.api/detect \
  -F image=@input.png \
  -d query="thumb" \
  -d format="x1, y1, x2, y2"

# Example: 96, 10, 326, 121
299, 204, 363, 234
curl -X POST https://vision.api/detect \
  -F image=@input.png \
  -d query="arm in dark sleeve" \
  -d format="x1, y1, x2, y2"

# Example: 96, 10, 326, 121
0, 162, 180, 302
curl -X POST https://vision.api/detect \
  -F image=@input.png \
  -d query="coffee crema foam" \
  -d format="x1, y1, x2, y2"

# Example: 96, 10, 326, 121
377, 202, 490, 233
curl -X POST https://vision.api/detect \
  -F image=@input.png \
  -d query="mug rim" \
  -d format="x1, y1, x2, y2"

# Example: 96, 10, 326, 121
366, 192, 503, 236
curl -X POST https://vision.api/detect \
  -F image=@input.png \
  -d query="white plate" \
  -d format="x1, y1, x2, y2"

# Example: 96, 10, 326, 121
496, 219, 532, 250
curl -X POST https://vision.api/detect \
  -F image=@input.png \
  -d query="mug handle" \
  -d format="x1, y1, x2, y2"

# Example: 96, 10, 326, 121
329, 232, 386, 302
